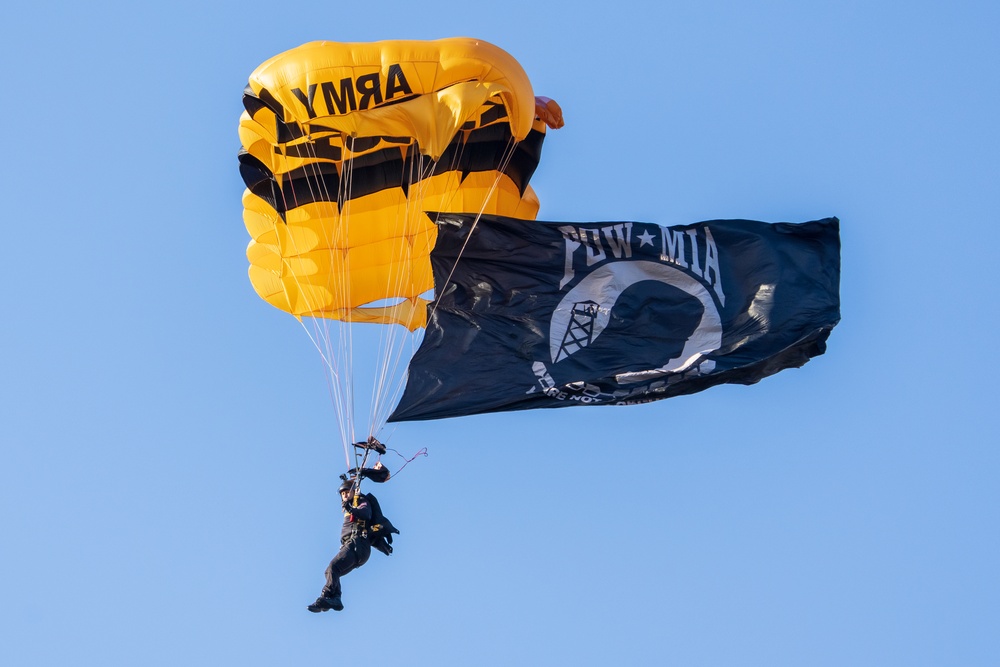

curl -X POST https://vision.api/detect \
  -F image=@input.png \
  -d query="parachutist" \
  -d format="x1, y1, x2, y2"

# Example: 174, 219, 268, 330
307, 471, 398, 614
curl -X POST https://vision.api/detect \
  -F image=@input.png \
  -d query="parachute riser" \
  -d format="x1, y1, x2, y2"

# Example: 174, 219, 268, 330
347, 436, 386, 506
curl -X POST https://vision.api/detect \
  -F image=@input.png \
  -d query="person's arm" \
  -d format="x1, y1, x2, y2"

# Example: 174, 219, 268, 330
347, 461, 390, 484
343, 498, 372, 521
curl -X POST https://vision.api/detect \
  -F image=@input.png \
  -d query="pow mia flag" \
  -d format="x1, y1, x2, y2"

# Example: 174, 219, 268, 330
388, 214, 840, 422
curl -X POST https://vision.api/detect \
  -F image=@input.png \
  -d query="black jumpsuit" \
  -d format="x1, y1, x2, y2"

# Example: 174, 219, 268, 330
322, 497, 372, 599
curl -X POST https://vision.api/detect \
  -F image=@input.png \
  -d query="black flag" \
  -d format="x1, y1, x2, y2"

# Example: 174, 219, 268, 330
389, 214, 840, 422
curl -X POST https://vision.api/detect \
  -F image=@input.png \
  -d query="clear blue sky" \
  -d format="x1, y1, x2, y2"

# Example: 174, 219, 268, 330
3, 1, 998, 665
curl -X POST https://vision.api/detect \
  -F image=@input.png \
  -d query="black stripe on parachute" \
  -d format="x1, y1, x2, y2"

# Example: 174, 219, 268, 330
238, 125, 545, 218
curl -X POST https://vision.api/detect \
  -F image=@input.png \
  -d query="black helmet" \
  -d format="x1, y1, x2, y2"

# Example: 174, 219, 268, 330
339, 477, 356, 494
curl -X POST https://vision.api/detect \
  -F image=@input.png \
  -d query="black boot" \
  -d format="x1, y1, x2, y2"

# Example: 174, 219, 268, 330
307, 595, 344, 613
307, 596, 331, 613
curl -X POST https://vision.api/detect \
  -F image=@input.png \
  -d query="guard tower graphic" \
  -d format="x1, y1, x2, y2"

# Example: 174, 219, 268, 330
554, 300, 600, 362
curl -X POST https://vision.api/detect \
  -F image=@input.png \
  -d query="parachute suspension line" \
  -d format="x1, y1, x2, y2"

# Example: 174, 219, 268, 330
425, 136, 523, 327
369, 136, 470, 429
265, 132, 354, 470
366, 148, 415, 431
367, 149, 435, 432
296, 317, 352, 470
372, 151, 445, 426
291, 131, 357, 466
334, 137, 360, 461
295, 135, 354, 468
312, 133, 353, 463
260, 123, 526, 458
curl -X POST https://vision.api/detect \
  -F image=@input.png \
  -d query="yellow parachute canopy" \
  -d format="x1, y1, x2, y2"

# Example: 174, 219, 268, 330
239, 38, 562, 330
